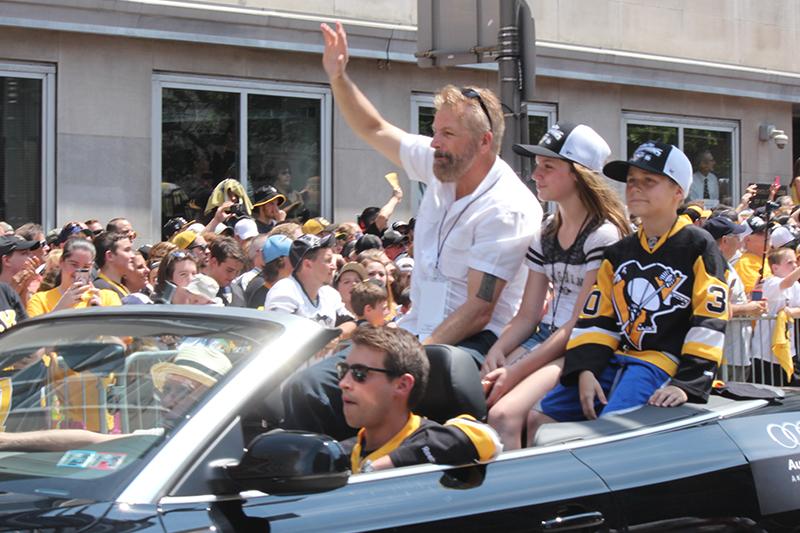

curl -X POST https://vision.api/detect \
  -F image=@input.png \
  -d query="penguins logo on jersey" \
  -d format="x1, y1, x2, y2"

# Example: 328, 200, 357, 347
612, 260, 691, 350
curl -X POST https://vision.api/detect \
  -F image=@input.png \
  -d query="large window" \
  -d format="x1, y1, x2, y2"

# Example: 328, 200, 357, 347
410, 95, 555, 206
0, 64, 55, 229
154, 75, 331, 231
624, 114, 739, 208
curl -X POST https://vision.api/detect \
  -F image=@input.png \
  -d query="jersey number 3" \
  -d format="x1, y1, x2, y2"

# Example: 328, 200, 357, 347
706, 285, 727, 314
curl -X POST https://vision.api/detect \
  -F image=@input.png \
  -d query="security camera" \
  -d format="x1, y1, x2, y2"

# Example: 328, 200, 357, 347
773, 131, 789, 149
759, 124, 789, 149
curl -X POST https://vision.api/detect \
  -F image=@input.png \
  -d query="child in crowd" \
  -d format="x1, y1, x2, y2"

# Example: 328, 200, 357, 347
350, 281, 389, 327
527, 141, 729, 443
750, 248, 800, 386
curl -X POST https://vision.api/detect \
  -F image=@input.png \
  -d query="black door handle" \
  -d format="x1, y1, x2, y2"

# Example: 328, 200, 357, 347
541, 511, 605, 531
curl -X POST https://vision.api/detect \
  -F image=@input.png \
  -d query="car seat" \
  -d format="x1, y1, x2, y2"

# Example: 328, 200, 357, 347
415, 344, 487, 423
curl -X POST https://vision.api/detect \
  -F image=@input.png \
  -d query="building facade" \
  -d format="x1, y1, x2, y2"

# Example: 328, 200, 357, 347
1, 0, 798, 242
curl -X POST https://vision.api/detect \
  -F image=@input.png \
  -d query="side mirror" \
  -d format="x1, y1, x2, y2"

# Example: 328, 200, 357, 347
224, 430, 350, 495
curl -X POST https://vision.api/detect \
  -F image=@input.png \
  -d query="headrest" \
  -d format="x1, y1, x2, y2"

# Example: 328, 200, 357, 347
415, 344, 487, 423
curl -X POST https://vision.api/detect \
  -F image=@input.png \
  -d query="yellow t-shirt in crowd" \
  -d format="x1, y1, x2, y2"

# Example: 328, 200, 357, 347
27, 287, 122, 317
733, 252, 772, 295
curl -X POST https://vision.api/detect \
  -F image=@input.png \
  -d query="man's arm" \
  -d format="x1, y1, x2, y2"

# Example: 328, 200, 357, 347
0, 429, 122, 452
375, 187, 403, 233
321, 22, 406, 167
423, 269, 506, 346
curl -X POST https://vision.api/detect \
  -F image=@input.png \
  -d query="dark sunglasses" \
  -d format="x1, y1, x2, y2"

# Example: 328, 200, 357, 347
188, 243, 208, 252
336, 361, 396, 383
461, 87, 493, 132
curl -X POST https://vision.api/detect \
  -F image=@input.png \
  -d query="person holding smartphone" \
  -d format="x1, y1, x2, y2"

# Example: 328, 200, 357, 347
27, 238, 122, 317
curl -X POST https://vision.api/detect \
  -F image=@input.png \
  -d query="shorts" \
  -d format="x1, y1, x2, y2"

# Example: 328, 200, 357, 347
520, 323, 558, 352
539, 354, 670, 422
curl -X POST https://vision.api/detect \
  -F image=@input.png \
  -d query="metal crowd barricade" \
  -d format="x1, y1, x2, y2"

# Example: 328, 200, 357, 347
719, 315, 799, 387
41, 349, 176, 434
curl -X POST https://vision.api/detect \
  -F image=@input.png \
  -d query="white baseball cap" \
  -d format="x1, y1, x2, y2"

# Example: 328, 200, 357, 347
603, 141, 693, 196
513, 122, 611, 173
234, 217, 258, 240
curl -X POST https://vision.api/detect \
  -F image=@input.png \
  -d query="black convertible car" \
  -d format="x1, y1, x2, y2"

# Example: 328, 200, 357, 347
0, 306, 796, 532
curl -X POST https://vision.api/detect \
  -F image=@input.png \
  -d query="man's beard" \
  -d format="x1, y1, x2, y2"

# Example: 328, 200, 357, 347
433, 143, 479, 183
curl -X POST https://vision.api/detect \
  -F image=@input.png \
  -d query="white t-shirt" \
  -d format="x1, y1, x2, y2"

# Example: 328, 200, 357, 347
526, 218, 620, 329
751, 276, 800, 362
725, 262, 752, 366
264, 275, 345, 329
396, 133, 541, 337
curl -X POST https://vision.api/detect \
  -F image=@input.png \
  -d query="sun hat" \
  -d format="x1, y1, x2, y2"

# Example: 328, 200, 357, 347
150, 344, 232, 391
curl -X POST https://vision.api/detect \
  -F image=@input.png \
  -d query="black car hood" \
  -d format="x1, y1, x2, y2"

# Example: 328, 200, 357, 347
0, 493, 111, 531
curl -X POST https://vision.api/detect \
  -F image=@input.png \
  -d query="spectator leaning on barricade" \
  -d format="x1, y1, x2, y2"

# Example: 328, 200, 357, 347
734, 216, 772, 297
27, 238, 121, 317
244, 234, 293, 310
201, 236, 245, 306
750, 248, 800, 386
527, 141, 728, 443
279, 22, 540, 441
703, 215, 764, 381
93, 231, 136, 300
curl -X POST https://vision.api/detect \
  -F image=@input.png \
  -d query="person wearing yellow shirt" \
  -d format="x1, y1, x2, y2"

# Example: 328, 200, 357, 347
27, 237, 121, 317
734, 216, 771, 296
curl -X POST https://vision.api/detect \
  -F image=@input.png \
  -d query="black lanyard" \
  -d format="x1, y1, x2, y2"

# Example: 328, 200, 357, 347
434, 176, 501, 270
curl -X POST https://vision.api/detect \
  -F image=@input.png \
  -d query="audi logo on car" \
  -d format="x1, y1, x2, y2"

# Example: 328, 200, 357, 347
766, 421, 800, 449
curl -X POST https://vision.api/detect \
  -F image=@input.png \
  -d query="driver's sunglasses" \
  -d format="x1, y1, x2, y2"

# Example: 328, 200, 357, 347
336, 361, 396, 383
461, 87, 493, 132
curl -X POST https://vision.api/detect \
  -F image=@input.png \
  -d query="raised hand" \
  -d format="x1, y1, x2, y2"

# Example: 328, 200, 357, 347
321, 21, 349, 81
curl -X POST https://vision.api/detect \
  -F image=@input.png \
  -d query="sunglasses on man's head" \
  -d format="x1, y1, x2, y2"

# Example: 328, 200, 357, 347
336, 361, 396, 383
460, 87, 493, 132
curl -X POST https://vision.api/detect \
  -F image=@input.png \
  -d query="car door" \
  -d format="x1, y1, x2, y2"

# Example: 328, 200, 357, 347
159, 447, 616, 532
573, 423, 761, 531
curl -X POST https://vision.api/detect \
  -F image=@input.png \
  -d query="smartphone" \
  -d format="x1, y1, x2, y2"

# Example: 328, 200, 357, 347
74, 268, 91, 285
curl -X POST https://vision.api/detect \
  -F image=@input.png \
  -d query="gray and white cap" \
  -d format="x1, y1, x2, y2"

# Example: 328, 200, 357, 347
603, 141, 693, 195
513, 122, 611, 173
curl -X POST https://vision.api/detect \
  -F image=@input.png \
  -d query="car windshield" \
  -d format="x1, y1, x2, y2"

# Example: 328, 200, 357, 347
0, 314, 281, 500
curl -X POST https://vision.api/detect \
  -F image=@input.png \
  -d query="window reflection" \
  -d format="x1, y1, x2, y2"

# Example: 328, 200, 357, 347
0, 77, 42, 227
248, 94, 322, 220
626, 122, 735, 209
161, 89, 239, 224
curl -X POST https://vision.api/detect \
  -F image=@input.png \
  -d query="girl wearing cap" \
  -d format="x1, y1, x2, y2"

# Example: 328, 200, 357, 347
27, 238, 122, 317
481, 123, 630, 449
528, 141, 729, 440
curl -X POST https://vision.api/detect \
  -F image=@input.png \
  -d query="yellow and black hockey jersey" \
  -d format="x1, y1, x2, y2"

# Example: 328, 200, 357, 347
562, 216, 728, 402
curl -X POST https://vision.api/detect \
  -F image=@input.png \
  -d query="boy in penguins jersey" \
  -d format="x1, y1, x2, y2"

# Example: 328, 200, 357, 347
528, 142, 728, 436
